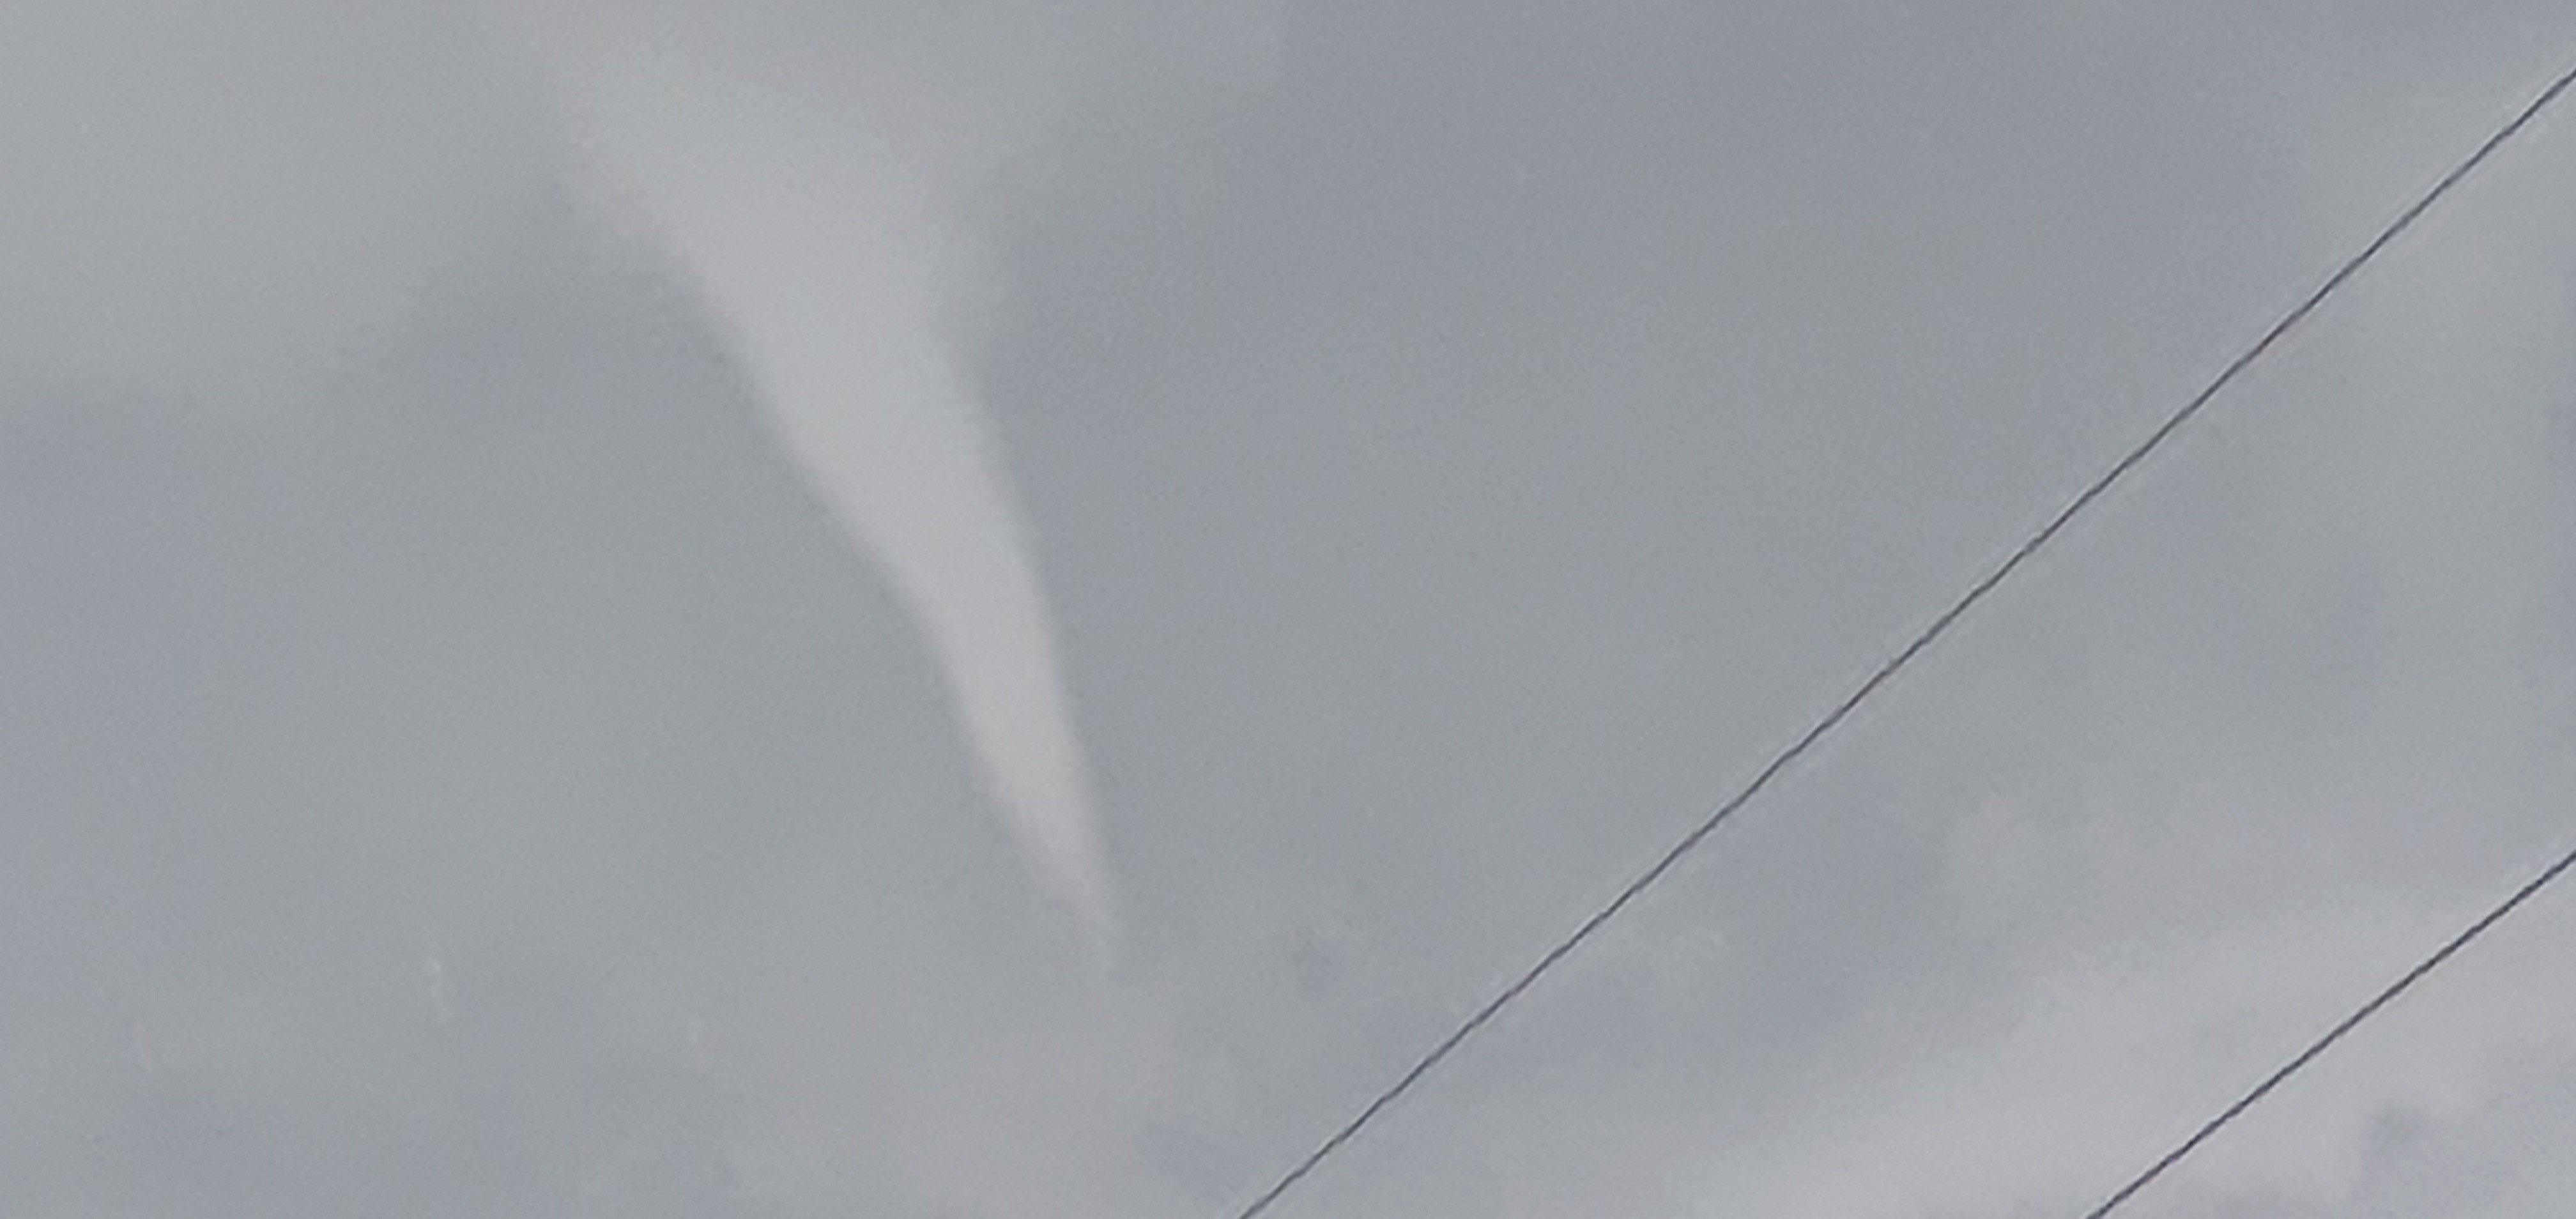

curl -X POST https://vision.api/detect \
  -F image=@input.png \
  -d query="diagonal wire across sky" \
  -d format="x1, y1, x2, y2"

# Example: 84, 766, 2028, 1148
2083, 831, 2576, 1218
1228, 48, 2576, 1219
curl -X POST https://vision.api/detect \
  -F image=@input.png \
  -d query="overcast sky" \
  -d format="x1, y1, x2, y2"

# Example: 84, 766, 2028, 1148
4, 1, 2575, 1216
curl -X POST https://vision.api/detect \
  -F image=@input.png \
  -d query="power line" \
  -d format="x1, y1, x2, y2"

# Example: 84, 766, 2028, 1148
2082, 833, 2576, 1218
1227, 52, 2576, 1219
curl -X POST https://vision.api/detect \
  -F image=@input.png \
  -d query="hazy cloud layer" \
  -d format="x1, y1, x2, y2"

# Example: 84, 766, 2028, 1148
4, 2, 2573, 1216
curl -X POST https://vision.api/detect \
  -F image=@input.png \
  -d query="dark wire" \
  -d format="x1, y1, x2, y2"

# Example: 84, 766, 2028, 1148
2082, 834, 2576, 1218
1227, 52, 2576, 1219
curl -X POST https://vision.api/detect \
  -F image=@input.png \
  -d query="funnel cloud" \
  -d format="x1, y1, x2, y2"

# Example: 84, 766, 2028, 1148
499, 0, 1119, 946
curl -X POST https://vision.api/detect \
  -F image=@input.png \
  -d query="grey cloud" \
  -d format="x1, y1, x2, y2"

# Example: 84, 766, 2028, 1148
4, 2, 2573, 1217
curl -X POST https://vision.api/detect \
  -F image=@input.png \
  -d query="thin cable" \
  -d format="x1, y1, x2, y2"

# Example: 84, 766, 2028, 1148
2082, 833, 2576, 1219
1227, 53, 2576, 1219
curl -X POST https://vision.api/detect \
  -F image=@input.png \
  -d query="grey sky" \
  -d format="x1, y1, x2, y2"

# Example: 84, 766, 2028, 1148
4, 1, 2575, 1216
